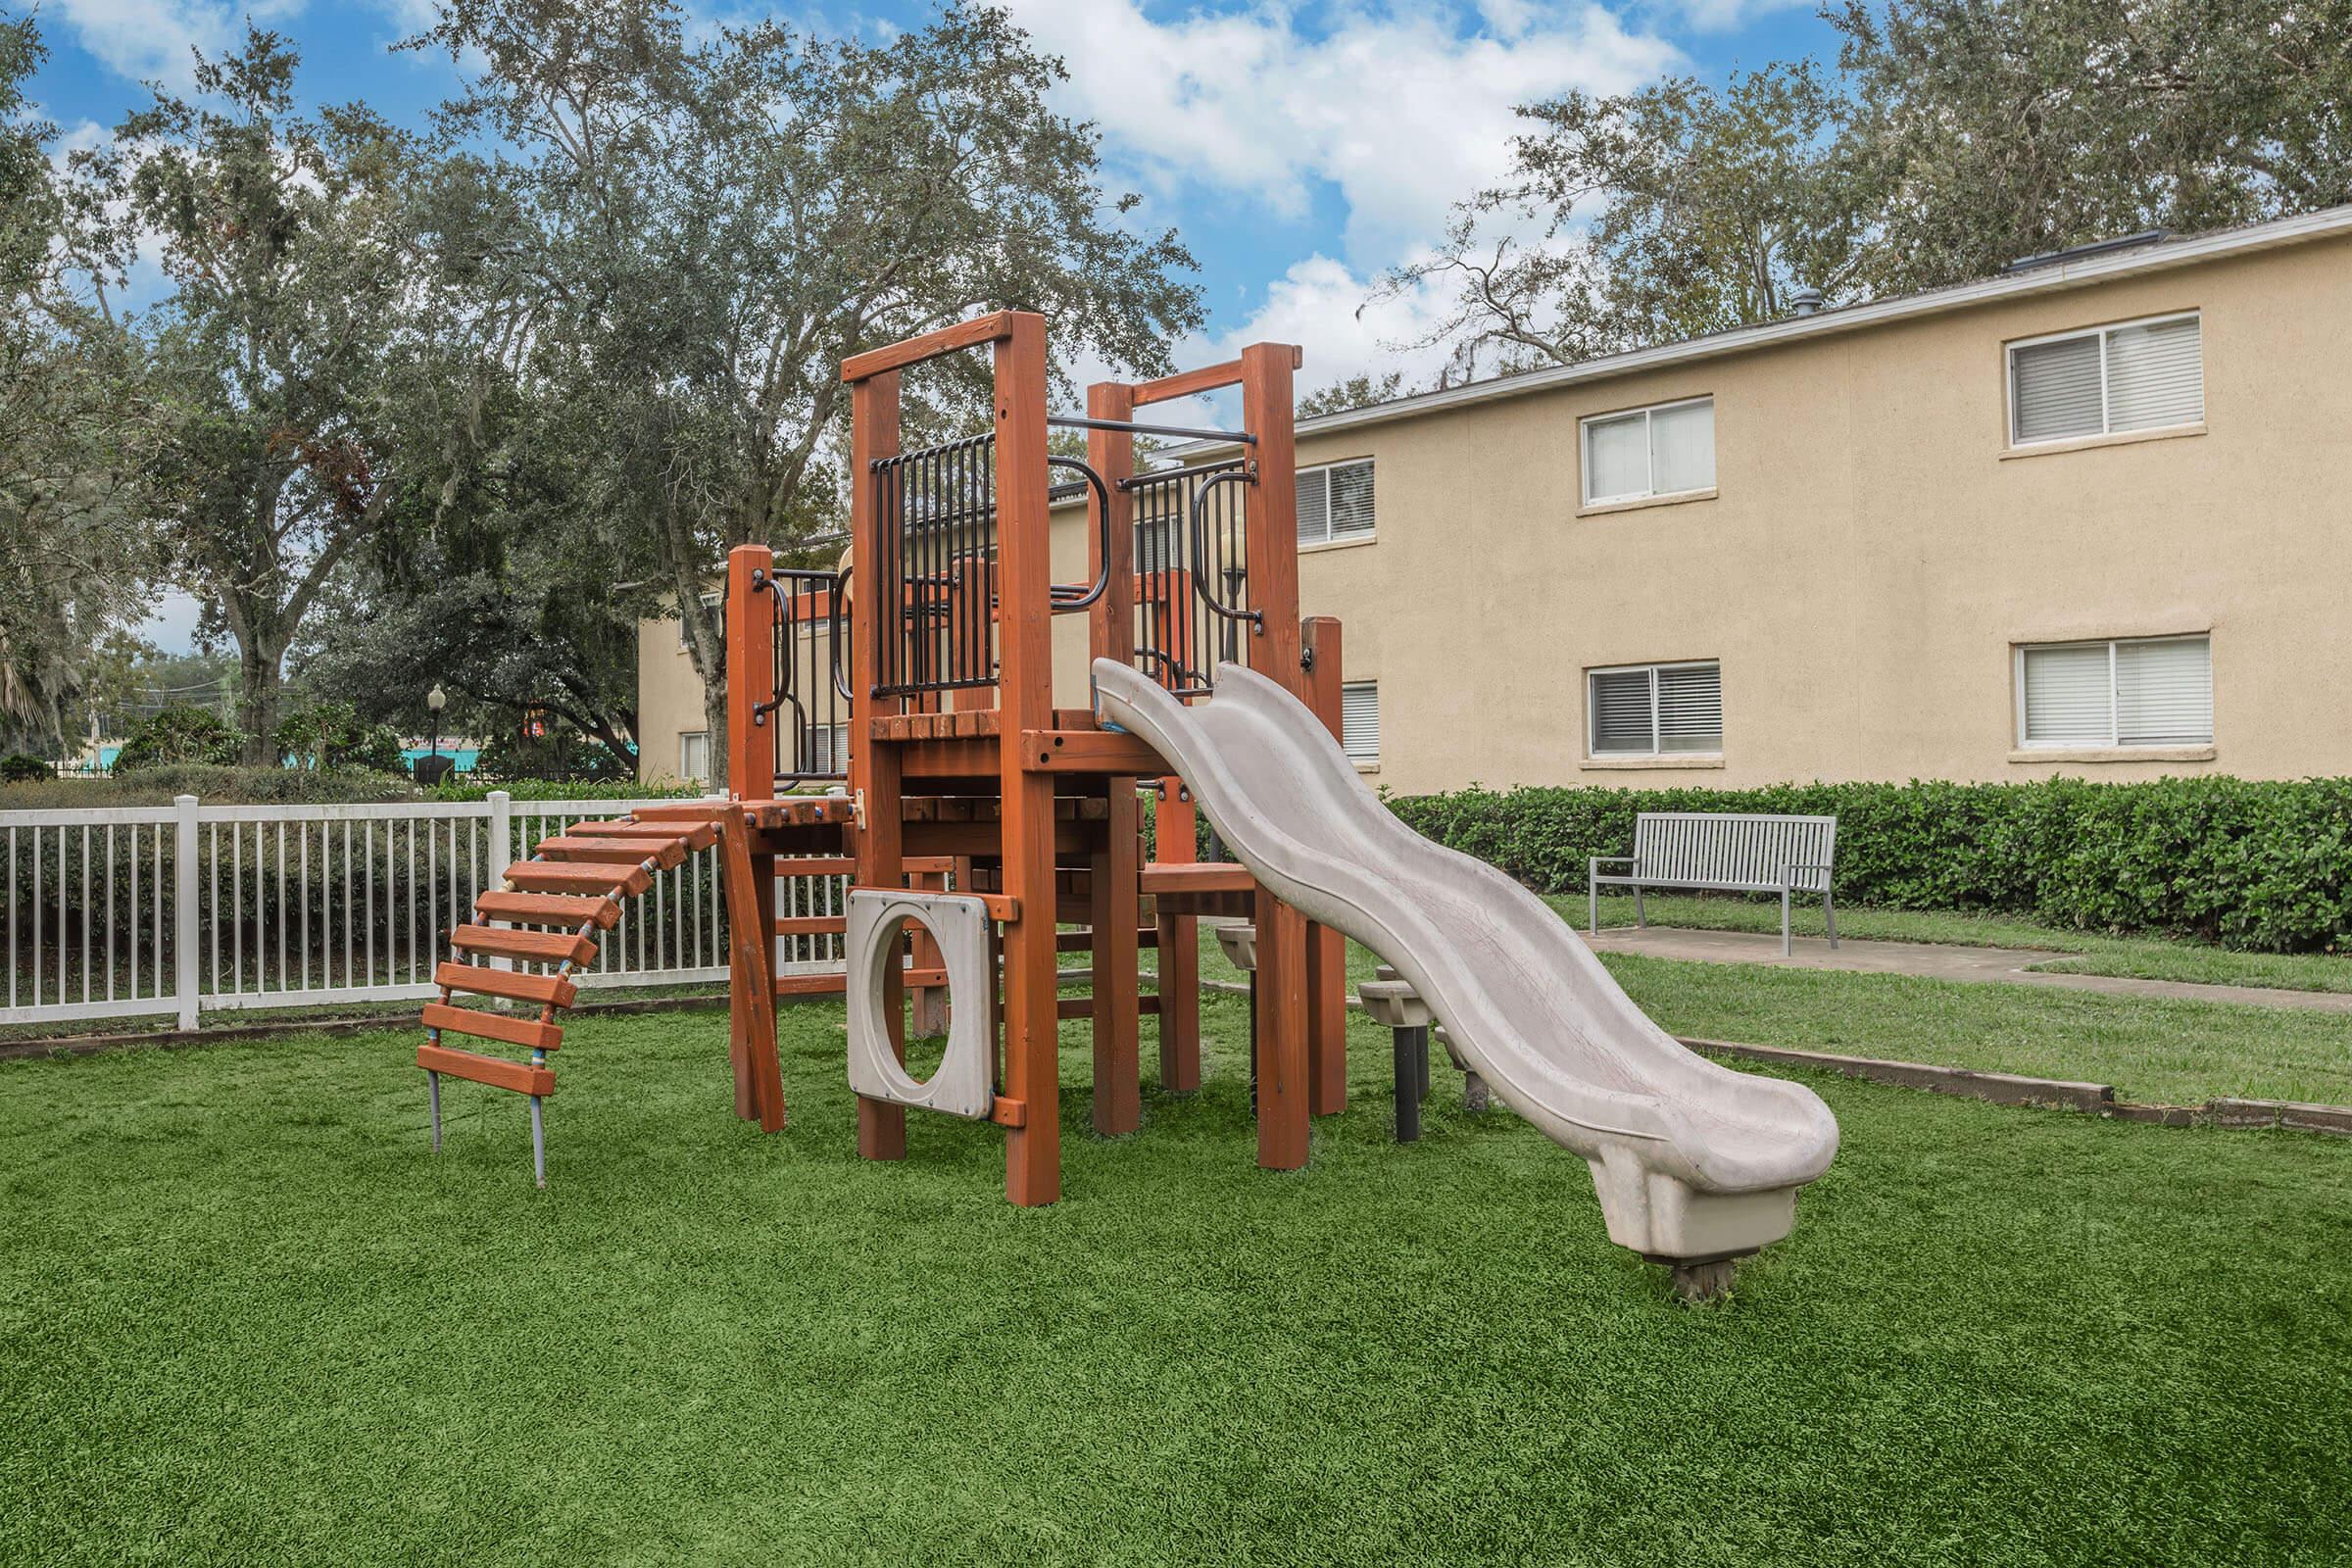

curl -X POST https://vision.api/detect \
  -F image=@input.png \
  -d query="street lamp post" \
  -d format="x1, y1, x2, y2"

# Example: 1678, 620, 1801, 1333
427, 684, 446, 760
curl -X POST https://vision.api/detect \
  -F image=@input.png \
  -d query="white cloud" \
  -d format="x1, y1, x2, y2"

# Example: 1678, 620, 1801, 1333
1660, 0, 1811, 31
1001, 0, 1678, 266
51, 0, 305, 93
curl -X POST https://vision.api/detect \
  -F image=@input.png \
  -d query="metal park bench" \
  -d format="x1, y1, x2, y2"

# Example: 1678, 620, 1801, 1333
1588, 811, 1839, 956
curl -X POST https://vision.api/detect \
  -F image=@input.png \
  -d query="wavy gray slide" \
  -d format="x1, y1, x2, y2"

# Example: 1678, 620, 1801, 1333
1094, 659, 1838, 1267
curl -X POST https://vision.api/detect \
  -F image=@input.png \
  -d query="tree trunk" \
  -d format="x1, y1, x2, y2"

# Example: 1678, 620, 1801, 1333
236, 642, 285, 766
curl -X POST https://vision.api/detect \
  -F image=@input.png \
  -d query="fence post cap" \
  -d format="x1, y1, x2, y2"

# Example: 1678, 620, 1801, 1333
487, 789, 512, 803
174, 794, 198, 807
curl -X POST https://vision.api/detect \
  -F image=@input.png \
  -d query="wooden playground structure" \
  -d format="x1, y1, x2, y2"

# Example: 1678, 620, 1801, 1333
417, 313, 1352, 1198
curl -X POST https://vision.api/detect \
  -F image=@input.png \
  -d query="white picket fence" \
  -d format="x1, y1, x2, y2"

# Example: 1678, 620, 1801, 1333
1, 792, 846, 1032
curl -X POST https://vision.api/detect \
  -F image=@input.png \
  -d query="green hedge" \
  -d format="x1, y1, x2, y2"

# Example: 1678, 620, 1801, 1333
0, 764, 420, 809
1384, 777, 2352, 954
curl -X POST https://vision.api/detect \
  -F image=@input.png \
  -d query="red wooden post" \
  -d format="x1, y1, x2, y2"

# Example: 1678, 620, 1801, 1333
1087, 379, 1142, 1135
996, 314, 1062, 1204
1152, 780, 1200, 1092
1301, 614, 1347, 1115
850, 369, 908, 1161
723, 543, 779, 1126
1241, 342, 1310, 1170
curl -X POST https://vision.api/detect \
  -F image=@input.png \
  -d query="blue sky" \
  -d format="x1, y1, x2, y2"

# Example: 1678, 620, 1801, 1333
23, 0, 1840, 651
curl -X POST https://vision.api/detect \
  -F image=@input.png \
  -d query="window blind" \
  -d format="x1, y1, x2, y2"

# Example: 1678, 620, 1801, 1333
2019, 636, 2211, 747
2011, 314, 2201, 444
1590, 669, 1656, 754
2105, 317, 2203, 432
1655, 663, 1724, 752
679, 731, 710, 783
2114, 638, 2212, 745
2012, 334, 2104, 443
2020, 644, 2111, 744
1294, 468, 1329, 545
1327, 461, 1375, 538
1584, 413, 1650, 503
1340, 681, 1380, 764
1649, 401, 1716, 496
1297, 461, 1376, 546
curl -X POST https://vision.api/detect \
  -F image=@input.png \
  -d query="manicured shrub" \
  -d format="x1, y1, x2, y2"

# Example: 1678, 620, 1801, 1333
1384, 776, 2352, 953
113, 706, 240, 771
273, 700, 407, 775
0, 752, 51, 782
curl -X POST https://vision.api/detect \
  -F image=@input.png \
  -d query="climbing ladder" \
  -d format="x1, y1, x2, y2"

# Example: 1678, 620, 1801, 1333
418, 813, 720, 1186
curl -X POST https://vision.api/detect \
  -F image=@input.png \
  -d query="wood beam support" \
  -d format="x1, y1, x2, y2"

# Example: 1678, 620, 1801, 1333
851, 369, 907, 1162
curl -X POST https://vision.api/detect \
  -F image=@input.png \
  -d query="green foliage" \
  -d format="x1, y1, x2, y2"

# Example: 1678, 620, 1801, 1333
1387, 777, 2352, 954
429, 776, 700, 803
1396, 4, 2352, 371
0, 763, 416, 808
111, 706, 239, 771
1381, 63, 1863, 378
272, 699, 406, 774
0, 752, 49, 782
471, 727, 634, 784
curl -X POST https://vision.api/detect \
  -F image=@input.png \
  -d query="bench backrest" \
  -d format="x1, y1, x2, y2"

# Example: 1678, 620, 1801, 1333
1631, 812, 1838, 893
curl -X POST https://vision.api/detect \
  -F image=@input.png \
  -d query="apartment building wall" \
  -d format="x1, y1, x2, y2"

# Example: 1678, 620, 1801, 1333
641, 224, 2352, 794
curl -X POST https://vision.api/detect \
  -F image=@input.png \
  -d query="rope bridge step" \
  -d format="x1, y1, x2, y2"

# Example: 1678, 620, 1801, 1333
417, 812, 715, 1188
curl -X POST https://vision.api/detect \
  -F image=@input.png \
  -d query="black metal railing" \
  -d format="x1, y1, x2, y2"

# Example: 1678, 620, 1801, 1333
1127, 459, 1252, 696
754, 565, 851, 787
871, 433, 999, 698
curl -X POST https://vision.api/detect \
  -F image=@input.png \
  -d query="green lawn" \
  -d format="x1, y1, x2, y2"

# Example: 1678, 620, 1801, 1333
1190, 918, 2352, 1106
4, 1001, 2348, 1566
1571, 891, 2352, 994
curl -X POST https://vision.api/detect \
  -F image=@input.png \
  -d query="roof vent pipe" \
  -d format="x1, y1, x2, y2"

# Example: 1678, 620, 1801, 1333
1789, 287, 1825, 318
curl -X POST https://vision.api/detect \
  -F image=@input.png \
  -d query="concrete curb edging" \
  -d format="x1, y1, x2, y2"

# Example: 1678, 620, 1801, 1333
1200, 977, 2350, 1138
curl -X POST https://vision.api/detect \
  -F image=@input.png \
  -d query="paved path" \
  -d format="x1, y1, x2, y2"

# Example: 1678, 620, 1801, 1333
1583, 925, 2352, 1014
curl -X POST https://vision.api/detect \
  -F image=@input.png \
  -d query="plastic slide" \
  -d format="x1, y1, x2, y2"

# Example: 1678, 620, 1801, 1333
1093, 659, 1839, 1268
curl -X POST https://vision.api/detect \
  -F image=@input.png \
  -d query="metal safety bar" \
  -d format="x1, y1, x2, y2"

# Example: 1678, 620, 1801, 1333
1049, 415, 1256, 446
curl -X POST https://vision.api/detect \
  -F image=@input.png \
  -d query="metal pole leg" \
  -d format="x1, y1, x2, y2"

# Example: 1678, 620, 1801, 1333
428, 1070, 442, 1153
1415, 1025, 1432, 1103
529, 1095, 546, 1189
1247, 972, 1258, 1115
1393, 1026, 1420, 1143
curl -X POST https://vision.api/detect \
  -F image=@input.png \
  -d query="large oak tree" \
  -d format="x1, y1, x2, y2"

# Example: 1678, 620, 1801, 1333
404, 0, 1203, 780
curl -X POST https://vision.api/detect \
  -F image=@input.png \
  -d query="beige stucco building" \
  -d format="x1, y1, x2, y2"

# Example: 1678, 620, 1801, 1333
640, 206, 2352, 794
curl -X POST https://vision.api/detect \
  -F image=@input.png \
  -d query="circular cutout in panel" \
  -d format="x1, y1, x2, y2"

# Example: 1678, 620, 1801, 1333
844, 890, 996, 1120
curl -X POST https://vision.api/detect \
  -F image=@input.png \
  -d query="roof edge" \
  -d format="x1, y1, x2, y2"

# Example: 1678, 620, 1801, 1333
1179, 204, 2352, 459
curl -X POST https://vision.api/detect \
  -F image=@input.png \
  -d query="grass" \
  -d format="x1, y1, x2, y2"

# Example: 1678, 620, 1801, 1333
3, 1002, 2349, 1566
1191, 918, 2352, 1106
1570, 891, 2352, 993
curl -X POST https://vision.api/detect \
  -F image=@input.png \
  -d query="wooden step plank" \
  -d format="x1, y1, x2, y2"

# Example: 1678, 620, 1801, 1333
569, 821, 718, 851
417, 1042, 556, 1097
473, 891, 621, 930
435, 961, 576, 1008
423, 1002, 564, 1054
534, 836, 686, 869
505, 861, 654, 897
449, 925, 597, 965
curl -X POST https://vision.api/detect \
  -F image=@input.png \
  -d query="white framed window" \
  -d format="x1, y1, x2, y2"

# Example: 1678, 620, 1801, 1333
678, 590, 722, 650
2008, 313, 2202, 446
1579, 397, 1714, 507
679, 730, 710, 782
1588, 661, 1722, 757
1340, 681, 1380, 765
2015, 634, 2211, 749
1297, 459, 1375, 546
807, 722, 849, 774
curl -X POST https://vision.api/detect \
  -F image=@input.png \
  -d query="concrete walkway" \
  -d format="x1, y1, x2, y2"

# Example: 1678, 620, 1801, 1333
1583, 925, 2352, 1014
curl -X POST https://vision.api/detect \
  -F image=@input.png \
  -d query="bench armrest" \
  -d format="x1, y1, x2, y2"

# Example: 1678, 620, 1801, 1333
1589, 856, 1639, 874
